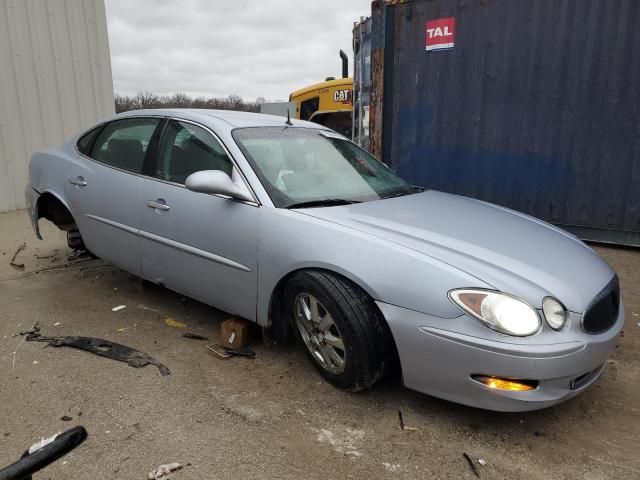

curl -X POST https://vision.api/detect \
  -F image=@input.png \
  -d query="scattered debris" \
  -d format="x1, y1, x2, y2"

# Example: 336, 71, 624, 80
207, 343, 256, 359
147, 462, 184, 479
220, 317, 258, 348
137, 304, 161, 314
112, 305, 126, 312
25, 329, 170, 376
182, 332, 209, 341
28, 432, 60, 454
60, 415, 73, 422
314, 427, 364, 457
397, 410, 417, 431
53, 322, 61, 326
117, 327, 127, 333
165, 317, 187, 328
462, 453, 480, 478
0, 261, 110, 282
382, 462, 401, 473
207, 343, 233, 359
478, 459, 487, 466
12, 319, 39, 370
631, 312, 638, 317
10, 242, 26, 269
67, 249, 92, 261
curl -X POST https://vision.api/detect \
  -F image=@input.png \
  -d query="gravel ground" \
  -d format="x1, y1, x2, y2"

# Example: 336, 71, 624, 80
0, 209, 639, 480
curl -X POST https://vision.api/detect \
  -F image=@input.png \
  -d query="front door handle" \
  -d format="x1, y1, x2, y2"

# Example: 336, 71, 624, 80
147, 199, 171, 211
69, 176, 87, 187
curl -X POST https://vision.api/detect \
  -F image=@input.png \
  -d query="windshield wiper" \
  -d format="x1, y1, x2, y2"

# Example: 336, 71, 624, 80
380, 186, 426, 199
286, 198, 361, 209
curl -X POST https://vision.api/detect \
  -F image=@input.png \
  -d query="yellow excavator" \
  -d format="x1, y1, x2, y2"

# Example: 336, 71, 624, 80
289, 50, 353, 137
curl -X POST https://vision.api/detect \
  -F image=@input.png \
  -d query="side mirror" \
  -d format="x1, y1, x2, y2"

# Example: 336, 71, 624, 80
185, 170, 254, 202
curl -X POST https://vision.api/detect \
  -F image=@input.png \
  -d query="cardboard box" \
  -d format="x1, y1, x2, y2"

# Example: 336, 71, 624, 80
220, 317, 258, 349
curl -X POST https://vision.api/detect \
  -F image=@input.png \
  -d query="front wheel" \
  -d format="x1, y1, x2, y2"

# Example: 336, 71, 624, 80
285, 270, 393, 391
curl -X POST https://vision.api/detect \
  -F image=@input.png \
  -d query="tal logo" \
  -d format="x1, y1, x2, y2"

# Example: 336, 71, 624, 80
426, 17, 455, 52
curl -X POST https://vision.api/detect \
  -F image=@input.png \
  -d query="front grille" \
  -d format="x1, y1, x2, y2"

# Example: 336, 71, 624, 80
582, 275, 620, 334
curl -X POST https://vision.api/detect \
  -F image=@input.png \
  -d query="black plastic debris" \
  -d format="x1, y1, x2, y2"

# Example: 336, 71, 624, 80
0, 426, 87, 480
181, 333, 209, 341
462, 453, 480, 478
25, 327, 170, 376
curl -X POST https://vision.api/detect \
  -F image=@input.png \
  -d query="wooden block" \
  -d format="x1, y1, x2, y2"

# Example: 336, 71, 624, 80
220, 317, 258, 349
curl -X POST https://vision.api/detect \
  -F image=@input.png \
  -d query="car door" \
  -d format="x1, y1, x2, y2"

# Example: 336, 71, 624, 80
65, 117, 163, 276
139, 119, 260, 320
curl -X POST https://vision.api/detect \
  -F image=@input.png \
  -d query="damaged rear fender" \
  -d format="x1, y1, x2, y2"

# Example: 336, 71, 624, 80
32, 190, 77, 238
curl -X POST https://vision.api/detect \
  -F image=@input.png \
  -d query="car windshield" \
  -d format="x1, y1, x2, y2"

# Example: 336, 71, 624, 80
232, 127, 421, 208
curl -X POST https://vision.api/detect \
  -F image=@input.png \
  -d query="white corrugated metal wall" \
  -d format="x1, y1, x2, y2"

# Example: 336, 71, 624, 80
0, 0, 114, 212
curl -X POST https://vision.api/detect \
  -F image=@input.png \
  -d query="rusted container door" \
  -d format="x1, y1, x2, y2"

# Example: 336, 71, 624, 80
381, 0, 640, 245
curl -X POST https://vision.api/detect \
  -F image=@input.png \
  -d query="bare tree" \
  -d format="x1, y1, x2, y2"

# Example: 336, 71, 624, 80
114, 91, 261, 113
134, 91, 160, 109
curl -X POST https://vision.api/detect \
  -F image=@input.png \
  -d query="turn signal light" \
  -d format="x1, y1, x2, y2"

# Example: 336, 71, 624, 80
472, 375, 538, 392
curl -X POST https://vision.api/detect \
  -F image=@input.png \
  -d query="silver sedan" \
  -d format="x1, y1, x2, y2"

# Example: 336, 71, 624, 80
26, 109, 624, 411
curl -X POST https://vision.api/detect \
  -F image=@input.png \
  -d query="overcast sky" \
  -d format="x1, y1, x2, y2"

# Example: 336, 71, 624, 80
105, 0, 372, 102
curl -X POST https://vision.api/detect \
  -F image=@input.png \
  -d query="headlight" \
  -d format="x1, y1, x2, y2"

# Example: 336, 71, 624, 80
450, 289, 541, 336
542, 297, 567, 330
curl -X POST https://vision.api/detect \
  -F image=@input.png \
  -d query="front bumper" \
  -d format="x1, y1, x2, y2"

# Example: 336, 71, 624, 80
377, 300, 624, 412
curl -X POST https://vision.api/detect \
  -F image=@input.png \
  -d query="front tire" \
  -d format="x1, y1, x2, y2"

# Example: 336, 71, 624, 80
285, 270, 393, 391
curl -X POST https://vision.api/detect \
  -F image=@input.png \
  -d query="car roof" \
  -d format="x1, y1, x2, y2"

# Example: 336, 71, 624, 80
110, 108, 323, 129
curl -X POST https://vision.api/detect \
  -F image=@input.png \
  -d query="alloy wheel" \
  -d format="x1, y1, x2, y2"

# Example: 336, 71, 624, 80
294, 292, 346, 374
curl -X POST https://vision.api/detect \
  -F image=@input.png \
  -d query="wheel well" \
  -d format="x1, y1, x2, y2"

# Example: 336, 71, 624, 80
267, 268, 401, 373
37, 193, 75, 231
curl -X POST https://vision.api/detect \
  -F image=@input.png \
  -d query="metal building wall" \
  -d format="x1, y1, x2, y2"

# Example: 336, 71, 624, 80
0, 0, 114, 212
362, 0, 640, 246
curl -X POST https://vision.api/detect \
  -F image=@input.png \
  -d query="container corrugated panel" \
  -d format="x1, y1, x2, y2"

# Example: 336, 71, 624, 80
378, 0, 640, 245
0, 0, 114, 212
353, 18, 372, 149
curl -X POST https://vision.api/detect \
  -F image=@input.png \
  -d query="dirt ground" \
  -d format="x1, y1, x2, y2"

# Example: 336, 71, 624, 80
0, 209, 638, 480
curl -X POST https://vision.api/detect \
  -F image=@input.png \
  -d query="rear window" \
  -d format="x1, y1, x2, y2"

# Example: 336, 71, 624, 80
89, 118, 161, 174
76, 125, 103, 156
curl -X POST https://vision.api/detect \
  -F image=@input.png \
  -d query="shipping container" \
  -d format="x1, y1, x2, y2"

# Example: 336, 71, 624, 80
354, 0, 640, 246
353, 16, 372, 150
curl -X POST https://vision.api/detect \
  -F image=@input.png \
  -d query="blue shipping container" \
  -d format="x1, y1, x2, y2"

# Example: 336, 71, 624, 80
356, 0, 640, 246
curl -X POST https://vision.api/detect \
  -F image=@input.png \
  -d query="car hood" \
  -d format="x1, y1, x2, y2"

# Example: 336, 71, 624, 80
296, 191, 614, 313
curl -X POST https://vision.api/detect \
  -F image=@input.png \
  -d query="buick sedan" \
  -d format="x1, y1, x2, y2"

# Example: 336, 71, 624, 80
26, 109, 624, 411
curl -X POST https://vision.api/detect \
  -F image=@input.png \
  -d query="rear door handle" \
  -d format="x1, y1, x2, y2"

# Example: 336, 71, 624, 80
147, 199, 171, 211
69, 176, 87, 187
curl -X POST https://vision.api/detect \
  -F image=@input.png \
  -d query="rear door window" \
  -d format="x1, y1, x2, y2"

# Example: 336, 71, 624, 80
90, 118, 161, 174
